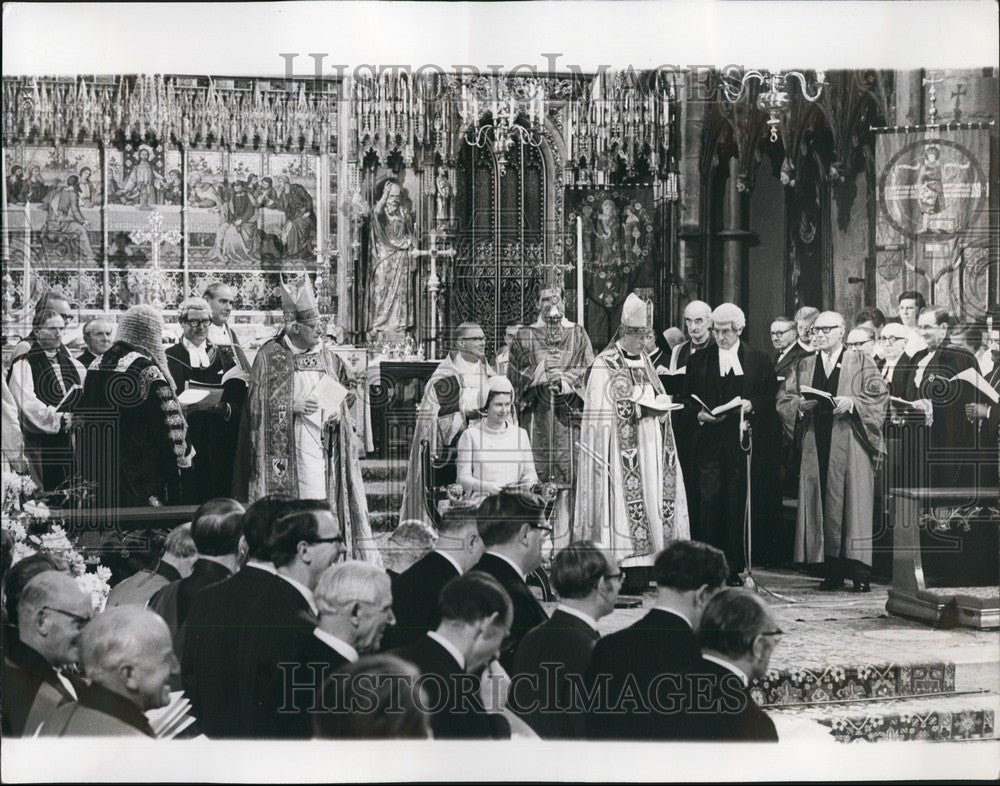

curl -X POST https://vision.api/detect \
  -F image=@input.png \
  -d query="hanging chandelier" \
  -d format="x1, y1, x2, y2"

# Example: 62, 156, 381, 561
721, 67, 827, 142
460, 77, 544, 176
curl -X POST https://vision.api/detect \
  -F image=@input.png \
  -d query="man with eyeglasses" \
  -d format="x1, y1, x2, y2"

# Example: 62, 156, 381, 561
845, 326, 878, 362
241, 273, 379, 562
771, 316, 806, 386
166, 297, 235, 503
7, 308, 86, 493
399, 321, 495, 529
473, 491, 550, 672
510, 541, 621, 739
2, 572, 91, 736
685, 589, 779, 741
685, 303, 777, 585
777, 311, 888, 592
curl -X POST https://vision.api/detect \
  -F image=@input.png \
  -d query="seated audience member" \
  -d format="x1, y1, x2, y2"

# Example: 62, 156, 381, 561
456, 376, 539, 502
2, 552, 66, 650
383, 520, 438, 578
686, 589, 780, 742
282, 561, 395, 737
106, 524, 197, 608
510, 541, 622, 738
40, 607, 176, 738
149, 499, 246, 646
391, 571, 512, 739
382, 506, 485, 651
585, 540, 729, 740
314, 655, 431, 739
181, 497, 342, 739
2, 572, 92, 736
473, 492, 549, 672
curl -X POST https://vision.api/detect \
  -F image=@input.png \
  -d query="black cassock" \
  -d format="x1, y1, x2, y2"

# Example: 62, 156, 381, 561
166, 341, 244, 504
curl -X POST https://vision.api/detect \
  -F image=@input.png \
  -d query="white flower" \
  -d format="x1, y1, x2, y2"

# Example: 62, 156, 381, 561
22, 501, 49, 520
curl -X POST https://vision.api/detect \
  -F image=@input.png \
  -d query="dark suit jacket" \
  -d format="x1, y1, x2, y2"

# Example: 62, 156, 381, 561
510, 608, 600, 739
381, 551, 460, 651
180, 565, 318, 739
686, 340, 778, 456
392, 634, 510, 739
584, 608, 701, 739
684, 657, 777, 742
473, 553, 548, 673
150, 558, 233, 650
2, 638, 85, 737
282, 632, 352, 738
774, 342, 811, 386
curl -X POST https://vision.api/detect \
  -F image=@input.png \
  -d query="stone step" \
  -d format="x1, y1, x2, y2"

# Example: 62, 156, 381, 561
363, 480, 404, 516
360, 459, 408, 483
768, 692, 999, 743
369, 510, 399, 533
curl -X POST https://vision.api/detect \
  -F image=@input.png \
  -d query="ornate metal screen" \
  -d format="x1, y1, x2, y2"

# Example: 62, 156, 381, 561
452, 135, 546, 357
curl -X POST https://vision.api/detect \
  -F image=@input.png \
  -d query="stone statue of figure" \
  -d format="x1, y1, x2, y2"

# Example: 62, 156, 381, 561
435, 169, 452, 226
367, 180, 415, 340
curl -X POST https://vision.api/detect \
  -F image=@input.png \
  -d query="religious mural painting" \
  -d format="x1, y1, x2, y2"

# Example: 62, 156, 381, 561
565, 185, 654, 350
3, 144, 103, 313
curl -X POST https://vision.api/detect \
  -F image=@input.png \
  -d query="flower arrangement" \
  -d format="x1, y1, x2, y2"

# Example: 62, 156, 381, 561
2, 472, 112, 611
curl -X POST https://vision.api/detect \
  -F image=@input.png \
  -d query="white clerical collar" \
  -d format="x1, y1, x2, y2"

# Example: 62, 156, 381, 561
556, 604, 599, 632
246, 559, 277, 574
652, 604, 693, 628
451, 352, 482, 373
182, 337, 211, 368
433, 549, 464, 575
276, 571, 318, 616
427, 631, 466, 670
797, 340, 814, 353
485, 550, 525, 582
208, 323, 232, 345
44, 349, 59, 359
313, 628, 359, 663
702, 653, 750, 687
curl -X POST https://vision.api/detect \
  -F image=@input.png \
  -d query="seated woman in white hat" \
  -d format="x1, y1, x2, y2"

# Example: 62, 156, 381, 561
455, 376, 538, 503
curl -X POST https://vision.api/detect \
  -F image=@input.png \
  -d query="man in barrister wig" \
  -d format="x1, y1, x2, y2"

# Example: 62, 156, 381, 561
507, 285, 595, 551
242, 272, 381, 564
76, 304, 191, 507
398, 322, 495, 527
576, 294, 689, 591
166, 296, 241, 504
776, 311, 888, 593
685, 303, 777, 586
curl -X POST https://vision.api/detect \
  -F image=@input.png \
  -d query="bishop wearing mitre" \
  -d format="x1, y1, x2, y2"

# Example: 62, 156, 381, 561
242, 272, 381, 564
576, 294, 690, 586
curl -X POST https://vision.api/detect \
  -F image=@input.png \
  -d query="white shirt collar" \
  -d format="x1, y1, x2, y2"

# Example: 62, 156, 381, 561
207, 322, 232, 345
652, 604, 693, 628
433, 549, 464, 576
556, 604, 599, 632
276, 571, 318, 616
55, 670, 78, 701
485, 550, 525, 582
702, 653, 749, 687
821, 344, 843, 374
182, 337, 211, 368
246, 559, 277, 574
426, 631, 466, 670
313, 628, 359, 663
797, 340, 814, 352
777, 344, 793, 363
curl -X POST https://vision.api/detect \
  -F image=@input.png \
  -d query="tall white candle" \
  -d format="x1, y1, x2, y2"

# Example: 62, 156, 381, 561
576, 215, 585, 329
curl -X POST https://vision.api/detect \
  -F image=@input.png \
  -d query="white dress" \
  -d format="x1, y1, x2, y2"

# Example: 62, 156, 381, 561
456, 419, 539, 498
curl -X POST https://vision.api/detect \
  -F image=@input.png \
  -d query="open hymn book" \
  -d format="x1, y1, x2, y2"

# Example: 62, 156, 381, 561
799, 385, 837, 407
176, 365, 249, 410
145, 691, 197, 740
690, 395, 742, 416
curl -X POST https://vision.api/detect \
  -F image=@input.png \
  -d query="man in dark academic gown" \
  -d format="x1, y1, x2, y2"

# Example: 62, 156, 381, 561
75, 305, 191, 507
964, 312, 1000, 489
167, 297, 237, 504
911, 306, 984, 489
685, 303, 776, 585
777, 311, 888, 591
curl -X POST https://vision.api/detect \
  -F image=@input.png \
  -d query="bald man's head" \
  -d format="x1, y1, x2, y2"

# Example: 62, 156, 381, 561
81, 607, 178, 712
683, 300, 712, 344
